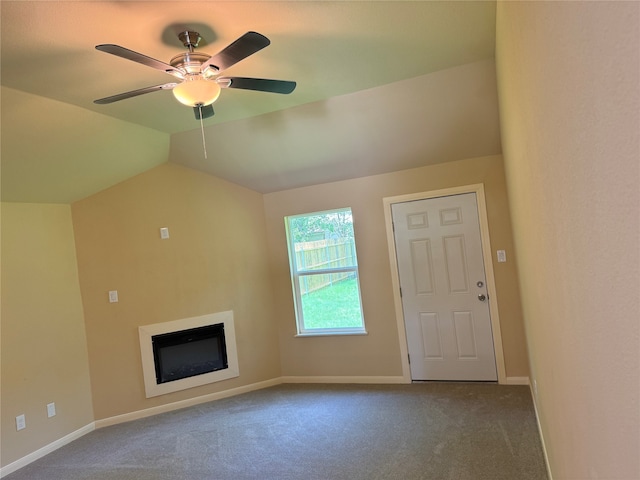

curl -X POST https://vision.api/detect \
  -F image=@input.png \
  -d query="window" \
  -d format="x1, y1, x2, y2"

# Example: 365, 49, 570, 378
285, 207, 366, 336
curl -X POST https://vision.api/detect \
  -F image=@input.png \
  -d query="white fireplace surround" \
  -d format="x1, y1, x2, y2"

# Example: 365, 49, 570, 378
138, 311, 239, 398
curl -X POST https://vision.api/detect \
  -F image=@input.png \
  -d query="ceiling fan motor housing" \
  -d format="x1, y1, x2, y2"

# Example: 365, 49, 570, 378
170, 52, 216, 76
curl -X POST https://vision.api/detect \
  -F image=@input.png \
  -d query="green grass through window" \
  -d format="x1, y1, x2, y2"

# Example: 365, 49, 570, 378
300, 278, 363, 329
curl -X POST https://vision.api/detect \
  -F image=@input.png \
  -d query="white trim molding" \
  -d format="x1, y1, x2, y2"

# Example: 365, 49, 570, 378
530, 384, 554, 480
0, 423, 95, 478
82, 376, 408, 430
2, 378, 281, 476
505, 376, 530, 385
95, 377, 282, 429
382, 184, 508, 385
281, 376, 407, 384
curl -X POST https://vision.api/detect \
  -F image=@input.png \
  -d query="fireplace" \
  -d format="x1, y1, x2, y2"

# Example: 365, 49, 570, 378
152, 323, 228, 384
139, 311, 239, 398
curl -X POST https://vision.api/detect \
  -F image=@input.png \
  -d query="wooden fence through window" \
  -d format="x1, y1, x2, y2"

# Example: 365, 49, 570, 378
295, 239, 356, 294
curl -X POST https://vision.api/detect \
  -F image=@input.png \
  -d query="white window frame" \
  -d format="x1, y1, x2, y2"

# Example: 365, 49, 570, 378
285, 208, 367, 337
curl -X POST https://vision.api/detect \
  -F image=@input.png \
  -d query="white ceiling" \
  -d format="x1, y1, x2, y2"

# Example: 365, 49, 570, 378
0, 1, 500, 203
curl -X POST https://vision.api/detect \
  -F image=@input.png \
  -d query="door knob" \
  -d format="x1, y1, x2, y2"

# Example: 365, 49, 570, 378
478, 294, 486, 301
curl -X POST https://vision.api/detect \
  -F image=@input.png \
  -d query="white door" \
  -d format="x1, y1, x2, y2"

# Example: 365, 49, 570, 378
392, 193, 497, 381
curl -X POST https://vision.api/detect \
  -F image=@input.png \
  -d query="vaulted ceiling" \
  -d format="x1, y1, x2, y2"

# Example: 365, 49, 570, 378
1, 1, 501, 203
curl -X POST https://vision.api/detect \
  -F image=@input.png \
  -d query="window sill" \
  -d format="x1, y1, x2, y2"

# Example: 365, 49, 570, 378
295, 330, 368, 338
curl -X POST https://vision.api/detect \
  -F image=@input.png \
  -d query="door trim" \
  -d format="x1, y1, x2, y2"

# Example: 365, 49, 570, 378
383, 184, 507, 384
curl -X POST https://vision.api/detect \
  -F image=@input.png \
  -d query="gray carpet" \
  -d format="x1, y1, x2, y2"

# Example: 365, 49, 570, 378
5, 383, 548, 480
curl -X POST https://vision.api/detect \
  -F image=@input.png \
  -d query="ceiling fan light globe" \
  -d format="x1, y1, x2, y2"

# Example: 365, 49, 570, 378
173, 77, 221, 107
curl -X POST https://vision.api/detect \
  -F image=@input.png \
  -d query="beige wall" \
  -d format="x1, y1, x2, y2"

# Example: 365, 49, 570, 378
496, 2, 640, 478
1, 203, 94, 468
264, 155, 529, 379
71, 163, 281, 420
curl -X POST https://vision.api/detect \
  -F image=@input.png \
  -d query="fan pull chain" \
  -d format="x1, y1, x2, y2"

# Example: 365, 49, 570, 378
198, 104, 208, 159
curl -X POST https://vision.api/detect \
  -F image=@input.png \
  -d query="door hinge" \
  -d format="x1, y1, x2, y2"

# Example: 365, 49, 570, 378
408, 354, 411, 365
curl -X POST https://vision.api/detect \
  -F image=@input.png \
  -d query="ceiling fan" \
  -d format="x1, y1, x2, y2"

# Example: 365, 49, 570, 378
94, 30, 296, 120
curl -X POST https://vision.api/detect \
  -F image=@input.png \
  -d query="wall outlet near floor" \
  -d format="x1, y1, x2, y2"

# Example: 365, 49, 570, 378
16, 414, 26, 431
47, 402, 56, 418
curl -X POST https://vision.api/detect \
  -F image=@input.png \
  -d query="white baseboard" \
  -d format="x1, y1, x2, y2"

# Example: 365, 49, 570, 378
96, 376, 407, 428
529, 384, 553, 480
1, 378, 285, 476
95, 377, 283, 428
505, 376, 530, 385
0, 422, 95, 478
281, 375, 408, 384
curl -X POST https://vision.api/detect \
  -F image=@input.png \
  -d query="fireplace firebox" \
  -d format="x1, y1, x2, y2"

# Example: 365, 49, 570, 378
152, 323, 228, 384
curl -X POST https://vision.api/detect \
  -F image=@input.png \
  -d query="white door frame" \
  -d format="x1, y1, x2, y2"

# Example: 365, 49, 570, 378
383, 184, 507, 384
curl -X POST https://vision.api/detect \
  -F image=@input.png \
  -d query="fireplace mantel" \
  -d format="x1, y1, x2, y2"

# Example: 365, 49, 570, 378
138, 311, 239, 398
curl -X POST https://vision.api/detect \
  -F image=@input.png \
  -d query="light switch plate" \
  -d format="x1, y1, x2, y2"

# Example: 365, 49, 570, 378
497, 250, 507, 263
160, 227, 169, 239
16, 414, 26, 431
108, 290, 119, 303
47, 402, 56, 418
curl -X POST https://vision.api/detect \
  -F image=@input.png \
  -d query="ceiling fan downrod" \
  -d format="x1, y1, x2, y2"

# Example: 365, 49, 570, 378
178, 31, 202, 52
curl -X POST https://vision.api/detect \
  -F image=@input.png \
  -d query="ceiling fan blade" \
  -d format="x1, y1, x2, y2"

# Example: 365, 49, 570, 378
219, 77, 297, 94
96, 44, 184, 79
202, 32, 270, 73
93, 83, 178, 104
193, 104, 214, 120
